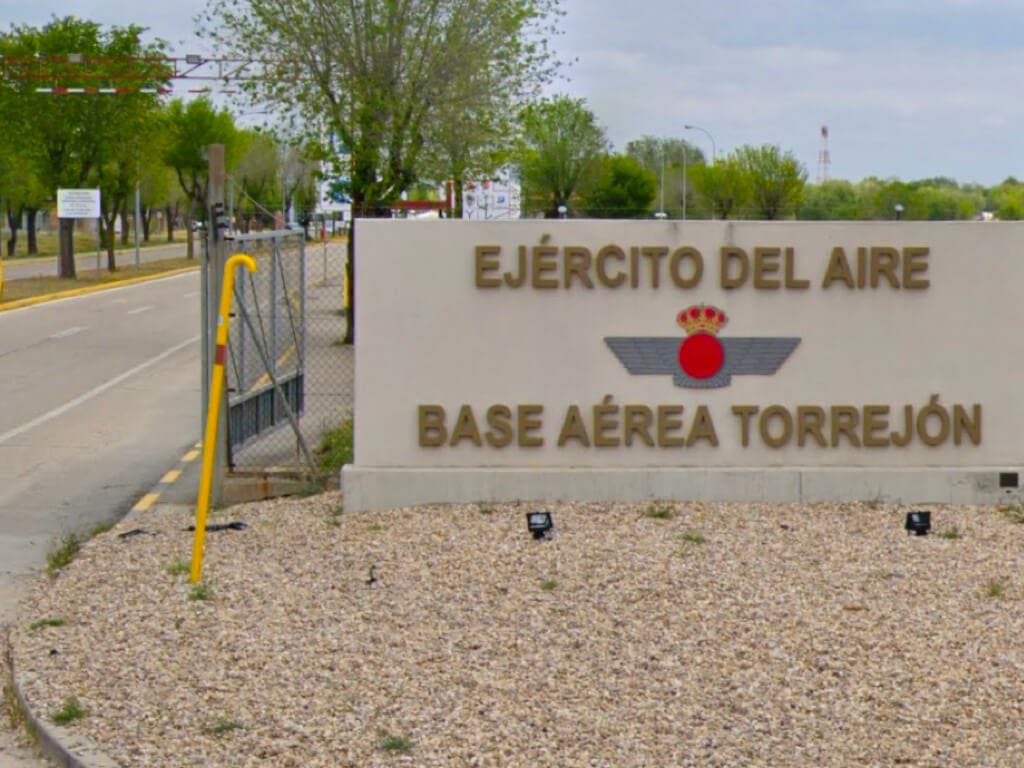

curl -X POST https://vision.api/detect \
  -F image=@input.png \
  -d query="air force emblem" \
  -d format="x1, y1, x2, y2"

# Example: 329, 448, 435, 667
605, 304, 800, 389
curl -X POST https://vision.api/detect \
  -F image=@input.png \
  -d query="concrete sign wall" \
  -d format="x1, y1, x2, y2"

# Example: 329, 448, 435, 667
343, 220, 1024, 510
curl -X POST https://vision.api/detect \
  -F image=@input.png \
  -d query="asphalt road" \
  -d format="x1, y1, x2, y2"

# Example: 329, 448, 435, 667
2, 240, 190, 280
0, 271, 206, 766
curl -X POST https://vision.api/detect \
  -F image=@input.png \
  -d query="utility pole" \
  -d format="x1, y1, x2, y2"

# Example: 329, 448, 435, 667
204, 144, 228, 506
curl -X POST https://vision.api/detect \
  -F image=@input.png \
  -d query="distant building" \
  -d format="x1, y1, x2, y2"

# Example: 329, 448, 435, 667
462, 169, 521, 220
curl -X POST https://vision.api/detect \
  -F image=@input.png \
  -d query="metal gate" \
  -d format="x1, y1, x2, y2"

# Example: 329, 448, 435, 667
220, 228, 353, 475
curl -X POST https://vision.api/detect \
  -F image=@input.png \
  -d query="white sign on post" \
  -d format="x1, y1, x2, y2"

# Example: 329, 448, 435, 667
57, 188, 101, 219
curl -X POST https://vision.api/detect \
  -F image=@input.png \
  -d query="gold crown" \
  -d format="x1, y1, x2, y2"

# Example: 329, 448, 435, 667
676, 304, 727, 334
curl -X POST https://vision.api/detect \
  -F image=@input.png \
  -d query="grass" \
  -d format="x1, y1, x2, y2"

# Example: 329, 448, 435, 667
188, 582, 214, 602
315, 419, 354, 478
378, 732, 413, 754
50, 697, 87, 726
985, 579, 1007, 598
1, 230, 190, 261
204, 718, 243, 737
2, 677, 29, 735
166, 559, 191, 577
644, 503, 674, 520
540, 577, 558, 591
46, 534, 81, 574
679, 531, 707, 545
29, 617, 66, 631
89, 520, 115, 538
937, 526, 962, 540
1000, 504, 1024, 525
1, 256, 197, 306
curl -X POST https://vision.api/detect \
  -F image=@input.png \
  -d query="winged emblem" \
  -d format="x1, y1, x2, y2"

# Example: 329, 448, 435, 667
605, 305, 800, 389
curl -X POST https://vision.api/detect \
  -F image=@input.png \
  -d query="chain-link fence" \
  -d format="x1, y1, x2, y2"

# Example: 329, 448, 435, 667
223, 229, 352, 476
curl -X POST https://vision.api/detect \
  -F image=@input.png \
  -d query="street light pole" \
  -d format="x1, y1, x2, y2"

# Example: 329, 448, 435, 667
682, 145, 687, 222
684, 124, 717, 164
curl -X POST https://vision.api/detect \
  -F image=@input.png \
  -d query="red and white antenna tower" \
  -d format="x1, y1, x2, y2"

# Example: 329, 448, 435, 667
817, 125, 831, 183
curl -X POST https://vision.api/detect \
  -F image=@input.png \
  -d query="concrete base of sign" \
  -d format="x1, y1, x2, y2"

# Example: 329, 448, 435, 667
341, 466, 1024, 512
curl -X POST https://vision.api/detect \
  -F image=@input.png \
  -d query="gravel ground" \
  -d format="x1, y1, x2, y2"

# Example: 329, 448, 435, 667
10, 494, 1024, 767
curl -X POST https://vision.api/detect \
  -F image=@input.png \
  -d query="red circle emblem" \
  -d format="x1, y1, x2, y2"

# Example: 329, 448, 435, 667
678, 333, 724, 379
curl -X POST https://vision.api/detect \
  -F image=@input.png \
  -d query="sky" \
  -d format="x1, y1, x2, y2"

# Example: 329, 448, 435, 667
2, 0, 1023, 185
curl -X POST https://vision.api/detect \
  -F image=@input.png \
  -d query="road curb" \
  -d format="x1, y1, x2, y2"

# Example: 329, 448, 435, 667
4, 442, 203, 768
0, 265, 199, 313
8, 656, 119, 768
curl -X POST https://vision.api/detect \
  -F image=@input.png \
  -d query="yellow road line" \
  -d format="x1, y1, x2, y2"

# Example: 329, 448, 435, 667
0, 265, 199, 313
132, 492, 161, 512
251, 344, 297, 390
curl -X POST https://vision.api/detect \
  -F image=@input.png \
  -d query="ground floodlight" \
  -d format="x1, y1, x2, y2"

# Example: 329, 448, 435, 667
526, 511, 553, 540
905, 510, 931, 536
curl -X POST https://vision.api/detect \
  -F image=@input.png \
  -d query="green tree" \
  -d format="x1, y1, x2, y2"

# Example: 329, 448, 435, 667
625, 136, 704, 217
163, 97, 239, 258
517, 96, 608, 217
0, 17, 168, 275
990, 178, 1024, 220
797, 179, 862, 220
580, 155, 656, 218
200, 0, 562, 343
690, 155, 750, 219
736, 144, 807, 220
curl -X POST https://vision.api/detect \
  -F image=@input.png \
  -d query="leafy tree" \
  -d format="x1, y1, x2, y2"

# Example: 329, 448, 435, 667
736, 144, 807, 220
233, 129, 281, 230
0, 17, 168, 275
199, 0, 562, 343
797, 180, 862, 220
163, 97, 239, 258
690, 155, 750, 219
625, 136, 704, 218
580, 155, 656, 218
517, 96, 608, 217
990, 178, 1024, 220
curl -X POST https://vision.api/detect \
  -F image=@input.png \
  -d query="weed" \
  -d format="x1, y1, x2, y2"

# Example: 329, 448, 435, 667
644, 504, 674, 520
327, 507, 343, 528
166, 559, 190, 577
51, 697, 87, 725
188, 582, 214, 602
540, 577, 558, 591
937, 526, 962, 540
368, 522, 383, 532
679, 531, 706, 545
478, 504, 495, 515
3, 678, 28, 735
985, 579, 1007, 598
378, 732, 413, 754
331, 336, 347, 347
89, 520, 115, 538
315, 420, 354, 478
1000, 504, 1024, 525
46, 534, 81, 574
204, 718, 242, 737
29, 618, 66, 631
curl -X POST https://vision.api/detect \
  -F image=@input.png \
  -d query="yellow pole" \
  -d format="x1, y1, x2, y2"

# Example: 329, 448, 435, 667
190, 253, 257, 583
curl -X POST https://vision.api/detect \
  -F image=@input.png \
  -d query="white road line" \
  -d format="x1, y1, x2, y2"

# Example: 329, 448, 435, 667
0, 334, 200, 446
50, 326, 87, 339
126, 305, 154, 315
